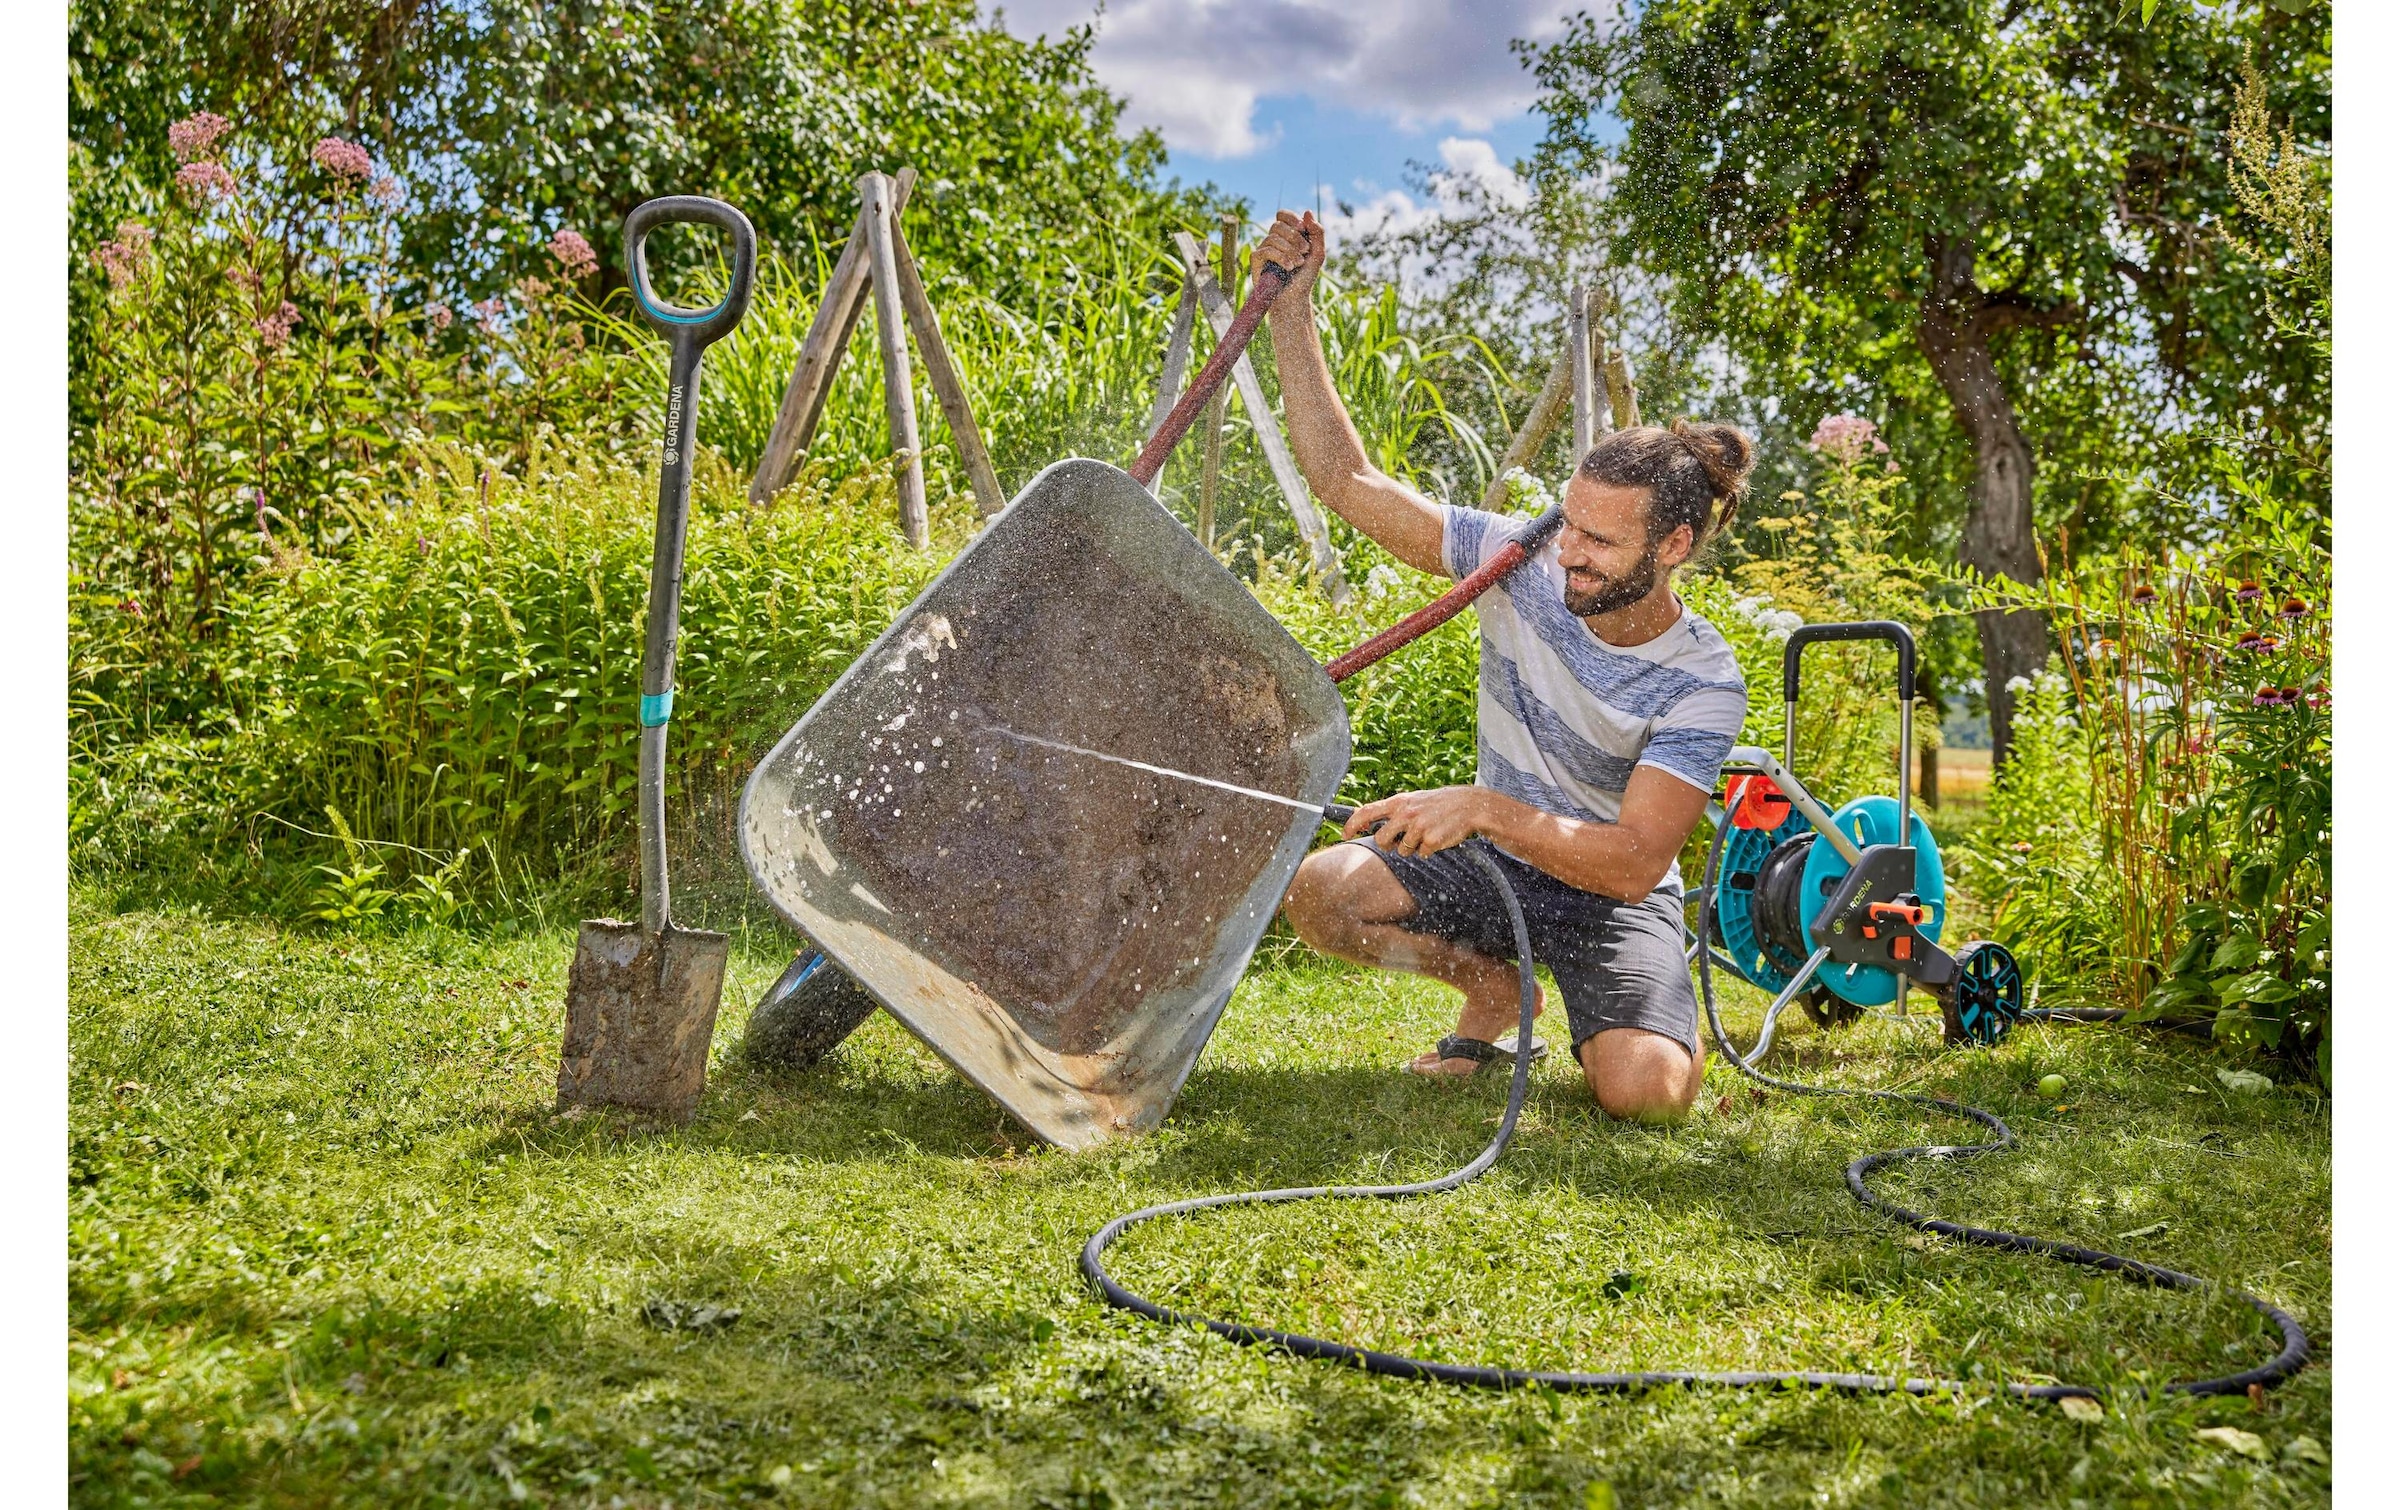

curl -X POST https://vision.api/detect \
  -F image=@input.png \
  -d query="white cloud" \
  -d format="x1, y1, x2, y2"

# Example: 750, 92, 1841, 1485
1321, 137, 1530, 241
991, 0, 1572, 158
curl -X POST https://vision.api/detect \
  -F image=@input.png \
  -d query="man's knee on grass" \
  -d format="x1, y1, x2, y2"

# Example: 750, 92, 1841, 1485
1578, 1028, 1703, 1123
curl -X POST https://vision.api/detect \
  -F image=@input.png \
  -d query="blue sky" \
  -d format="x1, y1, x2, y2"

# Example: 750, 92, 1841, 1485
991, 1, 1582, 234
1160, 94, 1550, 223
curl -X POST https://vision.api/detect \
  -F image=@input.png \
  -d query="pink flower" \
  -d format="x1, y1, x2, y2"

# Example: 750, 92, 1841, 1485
473, 295, 507, 323
256, 300, 301, 349
425, 301, 453, 332
175, 160, 238, 200
311, 137, 374, 183
167, 111, 231, 163
367, 175, 403, 206
1808, 413, 1884, 465
546, 227, 598, 279
91, 221, 153, 290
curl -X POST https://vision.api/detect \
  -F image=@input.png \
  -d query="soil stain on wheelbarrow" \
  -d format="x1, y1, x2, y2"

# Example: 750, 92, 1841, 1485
743, 458, 1351, 1144
778, 519, 1305, 1056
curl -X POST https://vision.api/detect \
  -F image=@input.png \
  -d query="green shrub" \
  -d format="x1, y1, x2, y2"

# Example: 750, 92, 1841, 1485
72, 442, 971, 900
1962, 453, 2330, 1080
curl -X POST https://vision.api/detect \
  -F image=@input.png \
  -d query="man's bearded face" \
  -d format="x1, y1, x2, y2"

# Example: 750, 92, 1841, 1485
1561, 540, 1661, 617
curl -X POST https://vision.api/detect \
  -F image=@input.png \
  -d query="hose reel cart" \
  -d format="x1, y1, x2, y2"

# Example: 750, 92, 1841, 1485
1704, 621, 2025, 1061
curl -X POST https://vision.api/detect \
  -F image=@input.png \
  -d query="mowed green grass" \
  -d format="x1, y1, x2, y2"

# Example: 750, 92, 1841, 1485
69, 886, 2329, 1508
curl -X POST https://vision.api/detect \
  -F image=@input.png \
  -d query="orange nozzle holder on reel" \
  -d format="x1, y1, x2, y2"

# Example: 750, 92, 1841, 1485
1724, 775, 1793, 832
1868, 899, 1928, 928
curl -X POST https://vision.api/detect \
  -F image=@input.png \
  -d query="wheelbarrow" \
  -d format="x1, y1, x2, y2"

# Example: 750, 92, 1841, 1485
739, 237, 1562, 1147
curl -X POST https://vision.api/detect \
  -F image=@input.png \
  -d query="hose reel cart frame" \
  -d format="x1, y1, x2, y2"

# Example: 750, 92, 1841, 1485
1703, 620, 2025, 1062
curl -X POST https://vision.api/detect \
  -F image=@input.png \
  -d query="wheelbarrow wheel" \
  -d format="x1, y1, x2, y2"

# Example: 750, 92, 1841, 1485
744, 950, 879, 1071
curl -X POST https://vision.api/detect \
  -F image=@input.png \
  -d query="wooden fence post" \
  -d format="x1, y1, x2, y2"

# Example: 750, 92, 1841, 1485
1477, 344, 1575, 510
861, 171, 928, 547
889, 219, 1007, 517
1198, 212, 1238, 548
1603, 348, 1641, 430
1171, 231, 1350, 604
1140, 275, 1199, 504
750, 169, 916, 506
1569, 285, 1595, 460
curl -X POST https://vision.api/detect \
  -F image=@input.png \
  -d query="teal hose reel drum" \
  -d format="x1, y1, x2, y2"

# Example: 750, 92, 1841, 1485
1703, 622, 2025, 1052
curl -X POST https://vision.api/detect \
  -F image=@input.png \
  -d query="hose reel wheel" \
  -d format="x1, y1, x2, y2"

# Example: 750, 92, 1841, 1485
1942, 940, 2026, 1046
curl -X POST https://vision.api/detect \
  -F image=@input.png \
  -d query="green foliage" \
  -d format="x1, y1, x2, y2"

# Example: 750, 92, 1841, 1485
73, 441, 971, 900
70, 0, 1209, 310
71, 116, 644, 641
1954, 667, 2114, 986
1528, 0, 2332, 538
1959, 460, 2329, 1079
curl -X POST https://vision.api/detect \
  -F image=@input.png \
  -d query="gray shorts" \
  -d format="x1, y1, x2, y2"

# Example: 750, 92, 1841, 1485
1346, 838, 1700, 1057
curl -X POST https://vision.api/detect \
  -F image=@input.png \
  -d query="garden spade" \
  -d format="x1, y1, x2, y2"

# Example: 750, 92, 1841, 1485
557, 197, 756, 1122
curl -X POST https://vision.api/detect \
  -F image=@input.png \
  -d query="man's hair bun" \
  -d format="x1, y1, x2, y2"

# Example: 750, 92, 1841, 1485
1579, 419, 1758, 549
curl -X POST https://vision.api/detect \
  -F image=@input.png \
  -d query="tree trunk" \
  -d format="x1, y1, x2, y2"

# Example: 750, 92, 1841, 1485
1916, 236, 2052, 770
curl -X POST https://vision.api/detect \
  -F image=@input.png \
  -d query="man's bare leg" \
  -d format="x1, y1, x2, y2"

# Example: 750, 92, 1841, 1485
1280, 845, 1545, 1076
1576, 1028, 1704, 1122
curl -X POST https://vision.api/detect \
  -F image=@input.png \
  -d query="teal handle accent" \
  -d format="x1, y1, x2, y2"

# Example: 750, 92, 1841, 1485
640, 691, 675, 727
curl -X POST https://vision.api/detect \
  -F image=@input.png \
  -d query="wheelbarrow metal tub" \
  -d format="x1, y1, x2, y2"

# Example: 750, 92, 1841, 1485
739, 458, 1351, 1148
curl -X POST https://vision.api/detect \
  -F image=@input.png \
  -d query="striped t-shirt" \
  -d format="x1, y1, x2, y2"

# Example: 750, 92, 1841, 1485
1441, 504, 1749, 892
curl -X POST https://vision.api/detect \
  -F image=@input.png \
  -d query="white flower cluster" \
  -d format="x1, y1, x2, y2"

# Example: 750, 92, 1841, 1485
1499, 467, 1559, 518
1363, 562, 1403, 601
1730, 594, 1803, 642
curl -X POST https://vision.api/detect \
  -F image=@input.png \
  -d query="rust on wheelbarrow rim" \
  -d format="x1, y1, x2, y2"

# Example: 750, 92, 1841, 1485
739, 458, 1351, 1148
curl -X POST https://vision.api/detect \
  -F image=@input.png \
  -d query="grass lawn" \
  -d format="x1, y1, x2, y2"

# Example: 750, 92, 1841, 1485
69, 883, 2329, 1508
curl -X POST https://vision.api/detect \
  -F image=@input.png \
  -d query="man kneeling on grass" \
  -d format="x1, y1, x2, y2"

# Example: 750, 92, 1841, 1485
1259, 209, 1752, 1123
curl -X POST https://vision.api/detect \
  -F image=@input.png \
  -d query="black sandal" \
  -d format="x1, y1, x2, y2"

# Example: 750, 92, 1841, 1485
1413, 1032, 1549, 1077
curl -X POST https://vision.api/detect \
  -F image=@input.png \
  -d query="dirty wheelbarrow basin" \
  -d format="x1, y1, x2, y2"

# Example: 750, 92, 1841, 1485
740, 459, 1351, 1148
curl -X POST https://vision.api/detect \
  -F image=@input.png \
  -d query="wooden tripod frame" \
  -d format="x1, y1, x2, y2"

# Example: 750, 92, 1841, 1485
748, 168, 1006, 544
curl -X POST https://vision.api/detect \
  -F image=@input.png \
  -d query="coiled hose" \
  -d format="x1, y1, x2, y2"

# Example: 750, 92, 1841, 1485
1081, 824, 2311, 1399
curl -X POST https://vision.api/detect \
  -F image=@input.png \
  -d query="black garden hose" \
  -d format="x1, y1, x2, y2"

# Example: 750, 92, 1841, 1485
1081, 824, 2310, 1400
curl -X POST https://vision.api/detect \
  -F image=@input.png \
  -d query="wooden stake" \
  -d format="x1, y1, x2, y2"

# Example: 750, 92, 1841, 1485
1199, 213, 1238, 549
1477, 343, 1575, 510
1171, 231, 1350, 604
1603, 347, 1641, 429
1141, 274, 1199, 496
861, 171, 928, 547
1569, 285, 1595, 460
889, 220, 1006, 517
750, 169, 916, 506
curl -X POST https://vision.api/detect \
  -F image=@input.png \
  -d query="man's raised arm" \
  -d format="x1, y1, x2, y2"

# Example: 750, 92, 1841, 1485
1256, 211, 1448, 577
